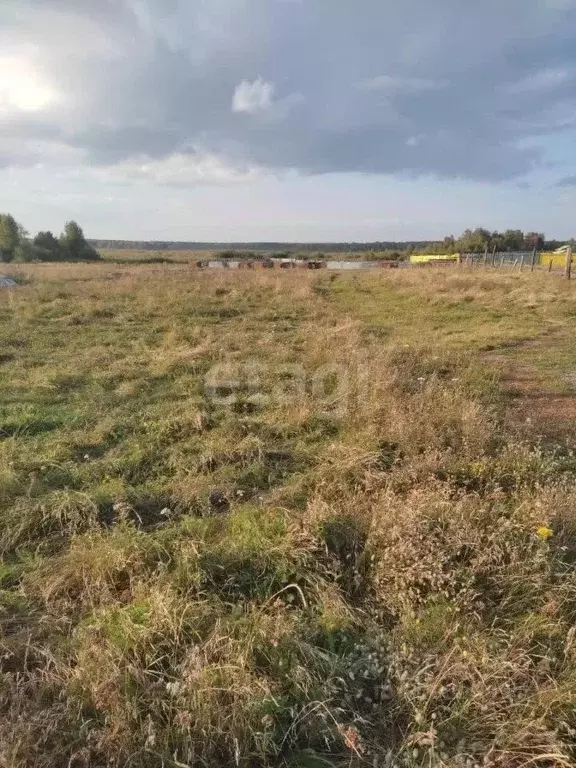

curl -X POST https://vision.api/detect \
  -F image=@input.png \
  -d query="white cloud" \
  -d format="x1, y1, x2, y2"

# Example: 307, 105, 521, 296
232, 77, 275, 114
88, 152, 265, 187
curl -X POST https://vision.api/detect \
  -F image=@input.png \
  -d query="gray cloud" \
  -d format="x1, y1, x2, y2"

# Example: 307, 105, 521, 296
2, 0, 576, 182
556, 175, 576, 186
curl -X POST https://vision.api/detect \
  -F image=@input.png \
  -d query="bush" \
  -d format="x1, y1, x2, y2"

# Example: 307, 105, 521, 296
59, 221, 101, 261
12, 241, 44, 263
33, 231, 64, 261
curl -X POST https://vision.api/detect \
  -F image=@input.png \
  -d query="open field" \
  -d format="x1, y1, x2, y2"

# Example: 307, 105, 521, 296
98, 249, 201, 264
96, 249, 402, 264
2, 264, 576, 767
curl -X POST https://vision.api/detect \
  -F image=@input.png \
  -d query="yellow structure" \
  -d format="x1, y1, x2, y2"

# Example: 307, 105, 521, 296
409, 253, 460, 264
539, 251, 574, 269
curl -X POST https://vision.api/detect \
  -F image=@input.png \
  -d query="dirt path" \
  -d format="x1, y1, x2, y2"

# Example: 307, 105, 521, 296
485, 333, 576, 443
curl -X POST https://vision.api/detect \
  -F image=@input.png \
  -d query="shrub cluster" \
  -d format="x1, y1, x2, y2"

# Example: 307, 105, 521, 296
0, 214, 100, 262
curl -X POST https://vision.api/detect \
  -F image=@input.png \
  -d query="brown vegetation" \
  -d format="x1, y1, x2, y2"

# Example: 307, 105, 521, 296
1, 264, 576, 767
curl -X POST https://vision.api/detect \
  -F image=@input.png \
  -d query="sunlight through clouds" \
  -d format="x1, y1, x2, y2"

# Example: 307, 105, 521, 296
0, 56, 56, 112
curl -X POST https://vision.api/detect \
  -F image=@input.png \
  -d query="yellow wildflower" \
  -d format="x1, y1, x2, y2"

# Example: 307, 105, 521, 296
537, 526, 553, 540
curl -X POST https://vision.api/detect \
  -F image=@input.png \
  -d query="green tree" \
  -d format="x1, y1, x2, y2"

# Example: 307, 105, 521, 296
0, 214, 22, 262
501, 229, 525, 251
441, 235, 456, 254
457, 228, 491, 253
34, 231, 64, 261
59, 221, 100, 261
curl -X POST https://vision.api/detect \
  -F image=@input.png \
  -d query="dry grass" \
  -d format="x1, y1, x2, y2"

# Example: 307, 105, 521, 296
1, 264, 576, 766
98, 249, 201, 264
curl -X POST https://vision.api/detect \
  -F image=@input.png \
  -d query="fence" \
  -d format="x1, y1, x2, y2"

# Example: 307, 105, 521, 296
194, 249, 574, 276
460, 249, 575, 277
463, 251, 535, 267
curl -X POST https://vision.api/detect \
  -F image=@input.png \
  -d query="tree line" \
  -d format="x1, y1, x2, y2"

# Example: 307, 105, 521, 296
0, 214, 100, 263
428, 229, 551, 255
90, 240, 434, 253
91, 229, 572, 255
2, 218, 570, 262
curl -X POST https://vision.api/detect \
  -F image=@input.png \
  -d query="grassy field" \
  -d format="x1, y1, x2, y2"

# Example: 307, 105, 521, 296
1, 263, 576, 767
96, 249, 398, 264
98, 249, 200, 264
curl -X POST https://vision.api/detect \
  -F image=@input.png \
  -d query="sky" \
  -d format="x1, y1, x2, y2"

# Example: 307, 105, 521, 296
2, 0, 576, 242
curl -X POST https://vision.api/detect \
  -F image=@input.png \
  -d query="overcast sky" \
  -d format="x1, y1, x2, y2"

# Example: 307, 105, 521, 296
2, 0, 576, 241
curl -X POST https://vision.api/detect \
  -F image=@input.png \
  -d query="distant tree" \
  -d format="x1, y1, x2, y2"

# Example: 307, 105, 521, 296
33, 231, 64, 261
457, 228, 491, 253
59, 221, 100, 261
0, 214, 22, 262
501, 229, 525, 251
487, 231, 501, 251
451, 228, 547, 254
441, 235, 456, 254
525, 232, 545, 251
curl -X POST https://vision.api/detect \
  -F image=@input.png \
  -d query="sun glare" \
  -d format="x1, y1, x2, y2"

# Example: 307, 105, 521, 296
0, 56, 55, 112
